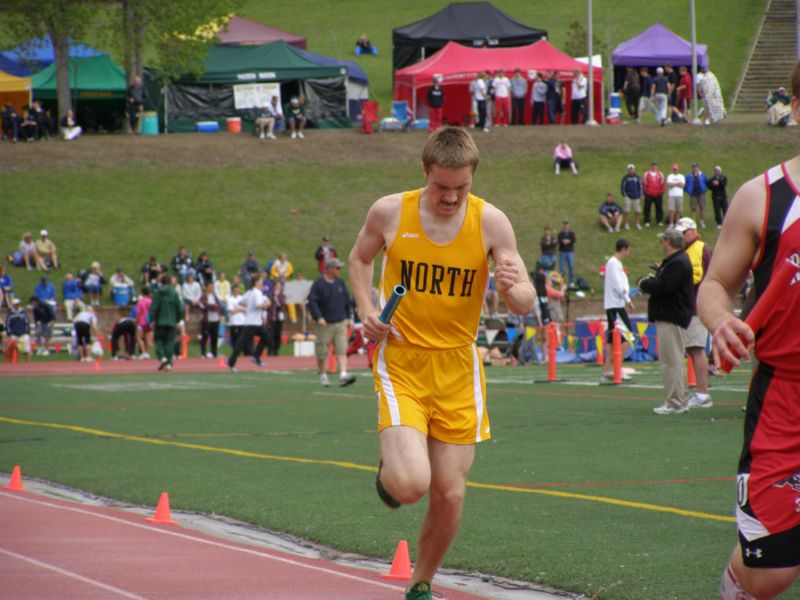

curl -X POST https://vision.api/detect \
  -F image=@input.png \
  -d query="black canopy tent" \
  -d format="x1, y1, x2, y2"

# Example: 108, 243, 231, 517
392, 1, 547, 71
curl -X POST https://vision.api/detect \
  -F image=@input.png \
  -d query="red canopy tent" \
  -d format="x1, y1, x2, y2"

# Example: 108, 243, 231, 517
394, 40, 603, 125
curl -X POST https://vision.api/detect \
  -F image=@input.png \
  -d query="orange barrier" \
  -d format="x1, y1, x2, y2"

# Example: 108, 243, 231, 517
179, 335, 189, 360
612, 328, 623, 385
328, 346, 336, 373
596, 320, 605, 365
547, 323, 557, 382
687, 355, 697, 387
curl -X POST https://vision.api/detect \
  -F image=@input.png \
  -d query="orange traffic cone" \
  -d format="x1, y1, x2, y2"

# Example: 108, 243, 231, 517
328, 346, 336, 374
94, 360, 101, 371
687, 355, 697, 387
4, 465, 26, 491
218, 358, 226, 368
381, 540, 412, 580
146, 492, 177, 525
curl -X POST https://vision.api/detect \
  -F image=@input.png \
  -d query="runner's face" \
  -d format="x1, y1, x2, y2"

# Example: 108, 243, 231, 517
424, 165, 473, 217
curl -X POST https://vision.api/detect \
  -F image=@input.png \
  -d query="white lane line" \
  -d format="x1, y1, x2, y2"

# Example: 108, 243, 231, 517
0, 546, 148, 600
0, 492, 403, 593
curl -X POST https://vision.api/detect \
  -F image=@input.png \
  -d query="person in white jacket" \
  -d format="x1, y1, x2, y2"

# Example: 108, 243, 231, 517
602, 239, 635, 380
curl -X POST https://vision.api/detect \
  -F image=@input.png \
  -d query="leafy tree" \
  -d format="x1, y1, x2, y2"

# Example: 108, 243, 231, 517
1, 0, 101, 121
563, 20, 609, 64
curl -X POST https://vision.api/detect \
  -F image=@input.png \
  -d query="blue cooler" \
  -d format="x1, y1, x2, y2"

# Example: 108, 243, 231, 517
609, 93, 621, 110
196, 121, 220, 133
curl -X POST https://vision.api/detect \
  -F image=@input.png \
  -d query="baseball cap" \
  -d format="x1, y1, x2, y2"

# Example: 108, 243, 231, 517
322, 235, 332, 242
11, 298, 21, 305
691, 161, 698, 167
40, 229, 48, 236
627, 163, 635, 170
675, 217, 697, 233
672, 163, 679, 170
326, 258, 344, 268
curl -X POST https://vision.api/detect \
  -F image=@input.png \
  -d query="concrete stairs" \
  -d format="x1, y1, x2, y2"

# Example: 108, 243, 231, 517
733, 0, 798, 113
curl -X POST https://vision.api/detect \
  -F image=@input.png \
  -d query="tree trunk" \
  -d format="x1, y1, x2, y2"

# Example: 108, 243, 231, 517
122, 0, 135, 82
50, 22, 72, 126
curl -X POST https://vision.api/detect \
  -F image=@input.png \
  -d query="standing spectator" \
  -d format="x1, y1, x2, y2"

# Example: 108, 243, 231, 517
62, 273, 83, 320
636, 67, 654, 124
426, 75, 445, 132
214, 271, 231, 306
675, 217, 713, 408
0, 266, 15, 308
284, 97, 306, 139
140, 256, 166, 284
510, 68, 527, 125
684, 162, 709, 229
4, 298, 31, 361
664, 64, 680, 123
110, 316, 137, 360
602, 239, 635, 380
269, 252, 296, 323
227, 275, 271, 371
33, 276, 57, 319
73, 305, 99, 362
171, 246, 194, 282
149, 274, 183, 371
620, 163, 643, 230
31, 296, 54, 356
470, 71, 488, 132
195, 251, 214, 287
623, 66, 641, 120
35, 230, 59, 270
226, 282, 246, 351
59, 108, 82, 141
126, 75, 148, 134
557, 219, 576, 286
697, 66, 726, 125
181, 272, 202, 321
110, 267, 135, 305
650, 67, 671, 126
491, 69, 511, 126
82, 262, 105, 306
642, 161, 666, 227
134, 286, 152, 359
2, 102, 20, 142
545, 71, 562, 124
239, 250, 261, 286
199, 281, 223, 358
677, 66, 693, 122
16, 232, 47, 271
666, 163, 686, 226
570, 67, 588, 124
598, 193, 624, 233
553, 140, 578, 175
637, 229, 693, 414
708, 165, 729, 229
539, 226, 558, 270
307, 258, 356, 387
531, 72, 547, 125
266, 279, 287, 356
314, 236, 337, 275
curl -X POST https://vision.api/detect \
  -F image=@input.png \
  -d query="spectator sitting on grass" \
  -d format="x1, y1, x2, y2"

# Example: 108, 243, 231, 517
62, 273, 84, 321
240, 250, 261, 287
2, 101, 20, 142
4, 298, 31, 362
81, 262, 105, 306
171, 246, 195, 283
284, 96, 306, 139
141, 256, 167, 284
30, 296, 54, 356
0, 266, 14, 308
35, 229, 59, 270
59, 108, 82, 141
599, 193, 624, 233
181, 272, 202, 321
553, 141, 578, 175
355, 34, 377, 55
12, 232, 47, 271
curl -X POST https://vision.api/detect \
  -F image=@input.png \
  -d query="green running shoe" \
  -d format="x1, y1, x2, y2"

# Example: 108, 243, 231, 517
405, 581, 434, 600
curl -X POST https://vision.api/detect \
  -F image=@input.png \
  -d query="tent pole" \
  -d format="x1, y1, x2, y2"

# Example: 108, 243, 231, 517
690, 0, 702, 125
163, 85, 168, 134
585, 0, 598, 125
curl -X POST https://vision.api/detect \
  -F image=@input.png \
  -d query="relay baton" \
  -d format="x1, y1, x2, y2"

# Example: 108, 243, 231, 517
378, 285, 406, 324
720, 258, 800, 373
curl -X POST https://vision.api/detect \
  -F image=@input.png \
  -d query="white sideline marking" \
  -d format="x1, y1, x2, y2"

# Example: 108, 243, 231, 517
0, 546, 148, 599
0, 492, 402, 593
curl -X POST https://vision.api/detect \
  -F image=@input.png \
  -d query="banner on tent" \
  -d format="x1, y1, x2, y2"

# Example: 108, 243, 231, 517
233, 83, 281, 110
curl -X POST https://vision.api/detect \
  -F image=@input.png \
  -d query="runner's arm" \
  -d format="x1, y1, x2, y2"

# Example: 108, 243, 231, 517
483, 204, 535, 316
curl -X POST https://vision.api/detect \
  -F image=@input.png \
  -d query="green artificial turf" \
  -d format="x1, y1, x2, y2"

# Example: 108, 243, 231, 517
2, 365, 788, 599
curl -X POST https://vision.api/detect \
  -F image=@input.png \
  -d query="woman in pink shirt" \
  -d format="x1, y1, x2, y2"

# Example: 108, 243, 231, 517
553, 141, 578, 175
134, 286, 153, 359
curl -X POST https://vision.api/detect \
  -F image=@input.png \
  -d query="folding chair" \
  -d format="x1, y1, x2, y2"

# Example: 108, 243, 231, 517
360, 100, 385, 134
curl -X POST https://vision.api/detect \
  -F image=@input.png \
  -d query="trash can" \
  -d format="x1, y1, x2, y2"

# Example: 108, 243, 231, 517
140, 111, 158, 135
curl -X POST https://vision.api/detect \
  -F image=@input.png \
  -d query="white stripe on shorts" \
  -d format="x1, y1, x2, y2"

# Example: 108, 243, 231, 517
471, 344, 485, 442
377, 342, 401, 425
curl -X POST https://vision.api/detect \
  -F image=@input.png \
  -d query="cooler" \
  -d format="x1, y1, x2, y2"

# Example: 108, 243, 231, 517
196, 121, 220, 133
226, 117, 242, 133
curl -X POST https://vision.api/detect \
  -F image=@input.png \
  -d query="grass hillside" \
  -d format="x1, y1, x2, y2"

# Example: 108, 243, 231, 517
0, 122, 791, 305
240, 0, 766, 108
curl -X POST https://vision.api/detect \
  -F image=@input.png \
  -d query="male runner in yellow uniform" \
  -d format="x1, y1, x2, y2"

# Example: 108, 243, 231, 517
349, 126, 535, 600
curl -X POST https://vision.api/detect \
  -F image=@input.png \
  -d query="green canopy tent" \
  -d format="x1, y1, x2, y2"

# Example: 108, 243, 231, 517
163, 40, 349, 132
32, 55, 128, 132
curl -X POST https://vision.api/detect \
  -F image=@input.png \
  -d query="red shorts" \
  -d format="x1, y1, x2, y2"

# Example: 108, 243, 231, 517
736, 364, 800, 567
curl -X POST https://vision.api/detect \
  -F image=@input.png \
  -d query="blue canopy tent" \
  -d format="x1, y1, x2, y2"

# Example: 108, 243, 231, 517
1, 35, 106, 76
293, 47, 369, 119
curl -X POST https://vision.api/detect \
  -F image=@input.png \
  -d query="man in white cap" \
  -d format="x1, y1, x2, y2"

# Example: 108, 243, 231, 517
675, 217, 713, 407
35, 229, 59, 270
620, 163, 643, 230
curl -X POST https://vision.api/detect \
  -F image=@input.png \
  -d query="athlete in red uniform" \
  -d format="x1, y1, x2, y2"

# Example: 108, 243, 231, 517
698, 62, 800, 600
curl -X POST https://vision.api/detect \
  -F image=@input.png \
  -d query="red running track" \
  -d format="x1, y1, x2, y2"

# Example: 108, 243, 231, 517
0, 489, 488, 600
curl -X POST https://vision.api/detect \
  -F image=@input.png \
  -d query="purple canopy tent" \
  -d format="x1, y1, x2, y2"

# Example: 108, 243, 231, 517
611, 23, 708, 68
217, 16, 306, 49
